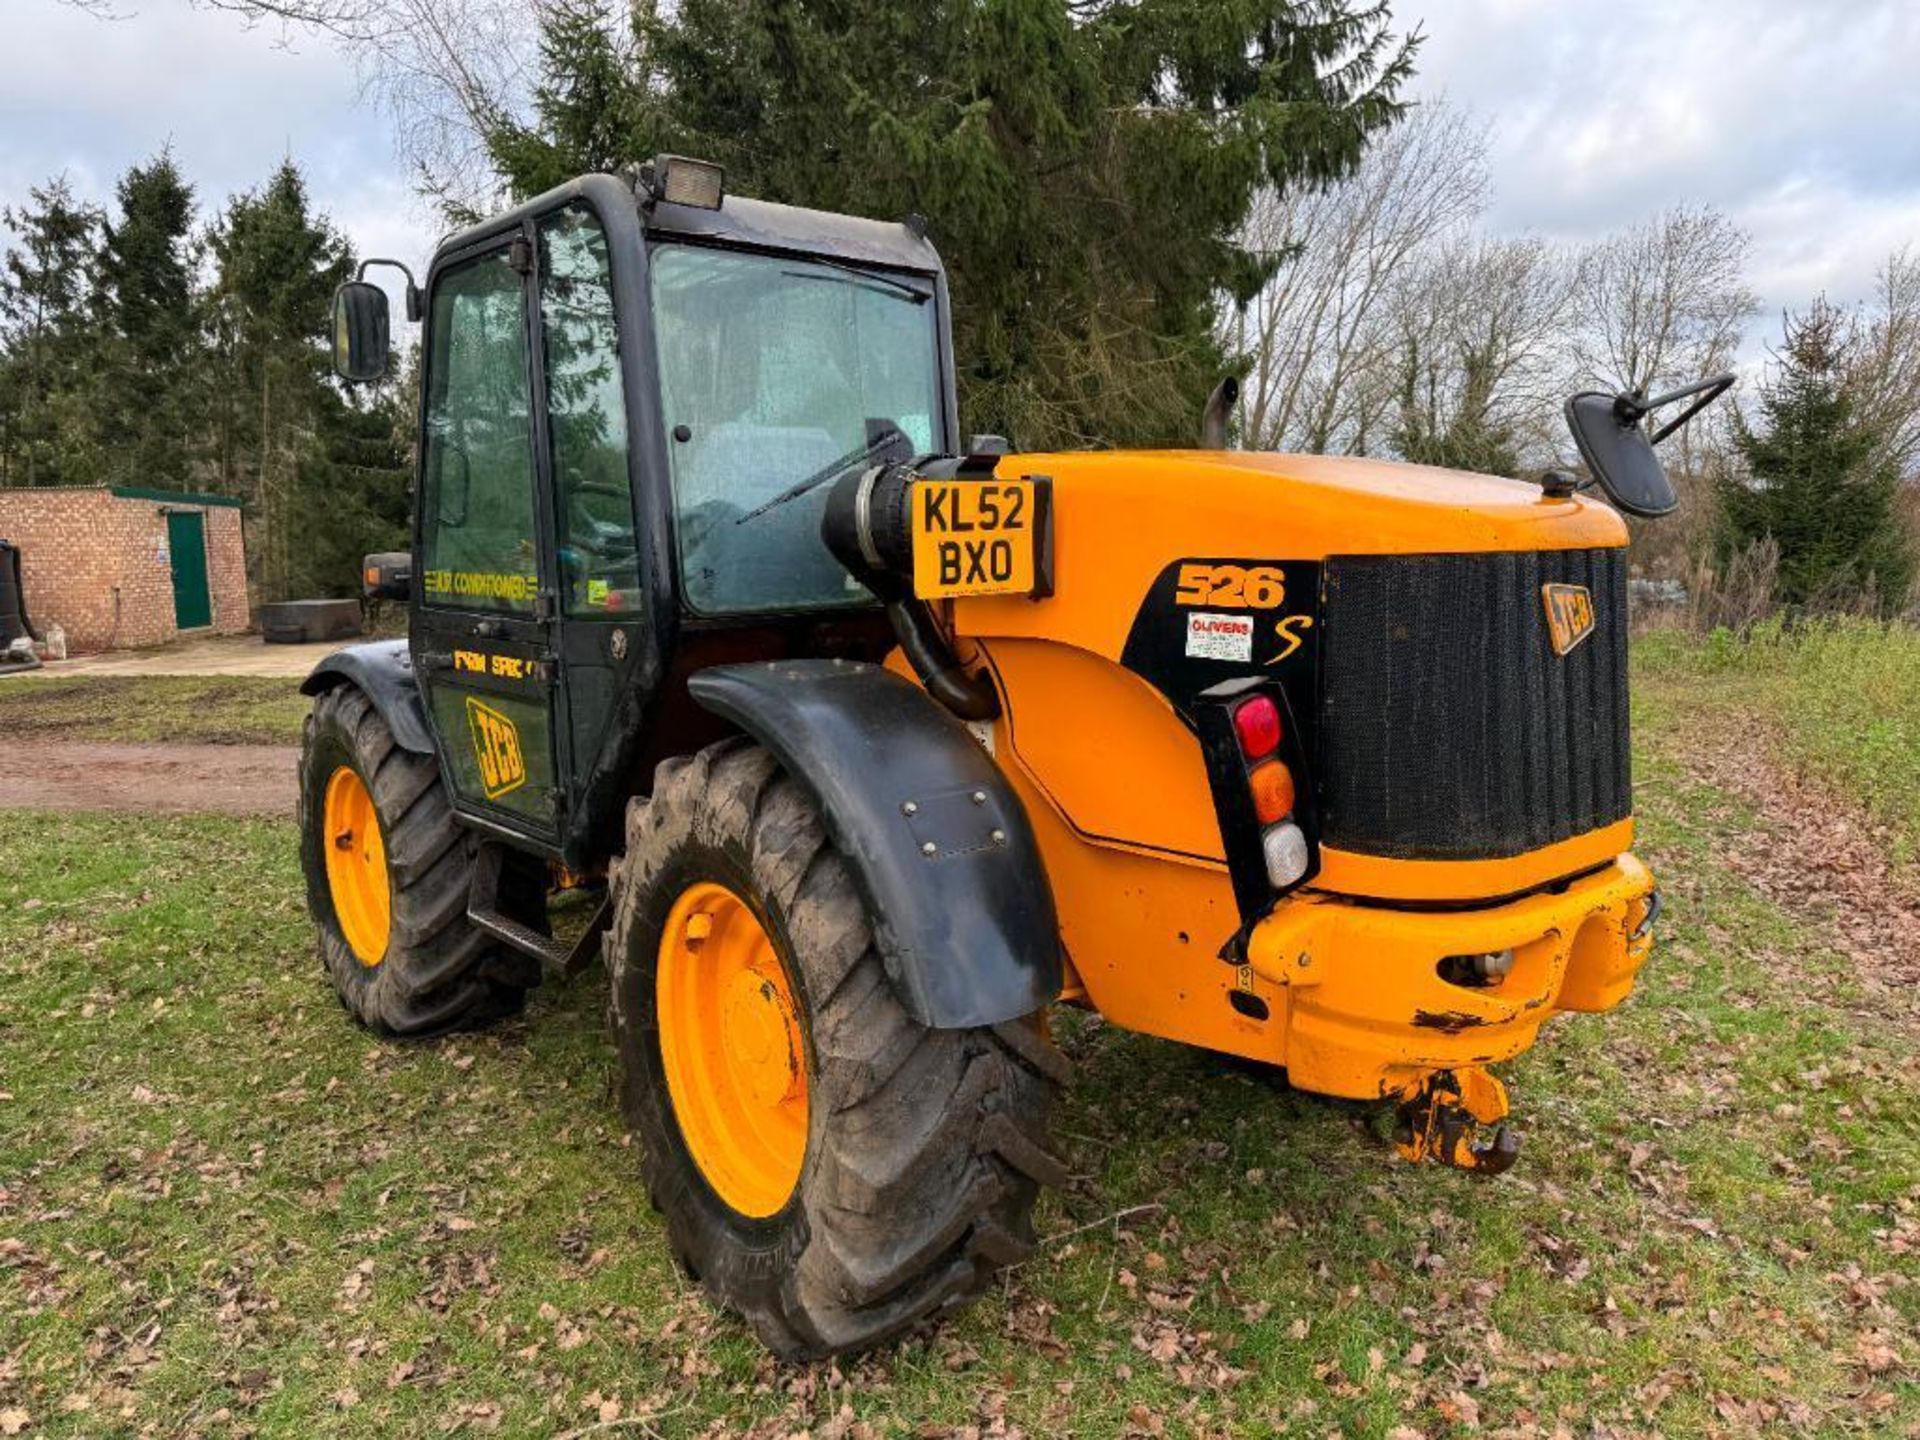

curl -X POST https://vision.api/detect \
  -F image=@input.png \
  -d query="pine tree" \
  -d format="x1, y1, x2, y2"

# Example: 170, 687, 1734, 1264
290, 379, 413, 600
485, 0, 1418, 450
1717, 299, 1914, 610
206, 161, 355, 600
95, 151, 201, 489
484, 0, 651, 197
0, 177, 104, 486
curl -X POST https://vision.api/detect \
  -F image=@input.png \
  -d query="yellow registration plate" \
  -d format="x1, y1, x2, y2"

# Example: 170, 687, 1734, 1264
910, 478, 1041, 600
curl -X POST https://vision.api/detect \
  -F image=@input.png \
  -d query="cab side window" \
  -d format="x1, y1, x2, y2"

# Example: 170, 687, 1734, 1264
419, 250, 538, 613
540, 208, 639, 615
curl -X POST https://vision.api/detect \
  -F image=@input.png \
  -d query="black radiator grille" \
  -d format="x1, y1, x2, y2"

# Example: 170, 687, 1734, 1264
1317, 548, 1630, 861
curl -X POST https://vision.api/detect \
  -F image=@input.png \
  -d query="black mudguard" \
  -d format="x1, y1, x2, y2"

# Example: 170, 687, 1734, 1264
688, 659, 1061, 1030
299, 639, 435, 755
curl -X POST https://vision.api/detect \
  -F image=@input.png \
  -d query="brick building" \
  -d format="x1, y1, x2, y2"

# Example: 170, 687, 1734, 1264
0, 487, 250, 654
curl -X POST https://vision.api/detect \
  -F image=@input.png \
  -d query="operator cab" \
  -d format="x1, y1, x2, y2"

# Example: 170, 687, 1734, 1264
330, 162, 960, 867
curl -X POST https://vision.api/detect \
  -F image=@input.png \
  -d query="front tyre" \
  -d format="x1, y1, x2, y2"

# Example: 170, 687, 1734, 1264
298, 683, 545, 1036
607, 739, 1068, 1358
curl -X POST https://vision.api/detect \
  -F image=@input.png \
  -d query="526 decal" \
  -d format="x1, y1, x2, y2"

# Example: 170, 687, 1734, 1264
1174, 563, 1287, 609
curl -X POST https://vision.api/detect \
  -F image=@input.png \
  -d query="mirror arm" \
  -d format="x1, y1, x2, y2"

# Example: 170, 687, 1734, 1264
357, 257, 424, 324
1609, 373, 1736, 439
1646, 373, 1736, 445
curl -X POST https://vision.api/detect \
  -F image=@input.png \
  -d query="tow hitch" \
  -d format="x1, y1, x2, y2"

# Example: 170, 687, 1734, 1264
1395, 1068, 1520, 1177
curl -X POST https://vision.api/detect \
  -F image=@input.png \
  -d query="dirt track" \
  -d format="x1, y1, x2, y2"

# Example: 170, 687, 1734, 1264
0, 741, 297, 817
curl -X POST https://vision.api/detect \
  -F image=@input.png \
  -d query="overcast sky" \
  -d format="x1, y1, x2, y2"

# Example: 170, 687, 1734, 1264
5, 0, 1920, 352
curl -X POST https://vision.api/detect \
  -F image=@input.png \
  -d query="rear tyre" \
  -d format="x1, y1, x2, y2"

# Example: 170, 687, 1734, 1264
299, 683, 546, 1037
606, 738, 1069, 1359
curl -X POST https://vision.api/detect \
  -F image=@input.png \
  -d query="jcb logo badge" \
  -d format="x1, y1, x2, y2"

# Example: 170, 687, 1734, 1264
1542, 583, 1595, 656
465, 696, 527, 800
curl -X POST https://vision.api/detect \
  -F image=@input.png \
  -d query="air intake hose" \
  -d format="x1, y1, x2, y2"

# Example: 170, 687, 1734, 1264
822, 462, 1000, 722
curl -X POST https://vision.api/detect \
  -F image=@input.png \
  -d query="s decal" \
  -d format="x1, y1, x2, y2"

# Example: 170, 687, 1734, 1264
1268, 614, 1315, 665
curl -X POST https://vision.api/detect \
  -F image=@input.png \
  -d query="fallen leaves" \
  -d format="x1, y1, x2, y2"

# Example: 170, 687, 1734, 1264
339, 1257, 375, 1303
1675, 704, 1920, 991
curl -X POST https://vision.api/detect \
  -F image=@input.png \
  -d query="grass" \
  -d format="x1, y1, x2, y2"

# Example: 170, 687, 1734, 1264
2, 646, 1918, 1435
1637, 617, 1920, 857
0, 675, 307, 746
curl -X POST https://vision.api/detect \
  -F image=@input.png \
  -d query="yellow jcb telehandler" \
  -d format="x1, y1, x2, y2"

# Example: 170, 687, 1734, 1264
303, 157, 1730, 1357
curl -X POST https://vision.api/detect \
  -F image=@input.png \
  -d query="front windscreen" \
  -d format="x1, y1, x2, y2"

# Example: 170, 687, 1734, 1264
649, 243, 942, 614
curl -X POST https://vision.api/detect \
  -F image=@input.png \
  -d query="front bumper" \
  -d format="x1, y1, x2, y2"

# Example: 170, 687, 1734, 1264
1245, 854, 1656, 1114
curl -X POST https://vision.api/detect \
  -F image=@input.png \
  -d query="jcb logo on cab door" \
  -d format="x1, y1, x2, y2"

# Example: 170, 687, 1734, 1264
1542, 583, 1595, 656
465, 696, 527, 800
1174, 563, 1286, 610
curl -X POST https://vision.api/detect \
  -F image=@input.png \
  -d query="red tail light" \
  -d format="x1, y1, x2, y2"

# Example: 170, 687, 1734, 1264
1232, 695, 1281, 759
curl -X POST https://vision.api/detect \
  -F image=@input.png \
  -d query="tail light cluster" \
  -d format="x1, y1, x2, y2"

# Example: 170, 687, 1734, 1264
1196, 678, 1320, 925
1228, 694, 1311, 890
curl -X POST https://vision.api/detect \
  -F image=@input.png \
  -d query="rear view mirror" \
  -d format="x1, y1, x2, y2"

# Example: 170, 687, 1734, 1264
1563, 373, 1734, 519
362, 551, 411, 601
332, 280, 391, 383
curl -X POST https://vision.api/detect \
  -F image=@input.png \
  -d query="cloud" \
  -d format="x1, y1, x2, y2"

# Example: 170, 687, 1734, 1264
8, 0, 1917, 359
1, 0, 441, 274
1408, 0, 1920, 329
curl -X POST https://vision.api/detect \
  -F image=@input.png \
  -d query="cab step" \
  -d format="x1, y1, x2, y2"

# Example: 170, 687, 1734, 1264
467, 842, 611, 978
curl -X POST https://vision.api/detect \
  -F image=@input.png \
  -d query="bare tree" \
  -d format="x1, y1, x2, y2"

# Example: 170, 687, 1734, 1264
180, 0, 561, 213
1383, 234, 1577, 469
1231, 101, 1490, 453
1566, 205, 1756, 394
1842, 248, 1920, 475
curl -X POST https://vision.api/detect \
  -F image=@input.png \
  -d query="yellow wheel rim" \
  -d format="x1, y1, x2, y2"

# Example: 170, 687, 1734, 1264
656, 881, 809, 1218
323, 765, 391, 967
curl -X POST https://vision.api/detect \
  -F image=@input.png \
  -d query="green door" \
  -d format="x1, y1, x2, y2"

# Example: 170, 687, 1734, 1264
167, 511, 212, 630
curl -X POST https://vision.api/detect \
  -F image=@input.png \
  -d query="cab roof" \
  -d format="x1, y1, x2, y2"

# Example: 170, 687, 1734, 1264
434, 172, 944, 276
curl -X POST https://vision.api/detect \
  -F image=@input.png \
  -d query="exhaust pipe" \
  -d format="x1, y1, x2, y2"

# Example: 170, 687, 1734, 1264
1200, 375, 1239, 449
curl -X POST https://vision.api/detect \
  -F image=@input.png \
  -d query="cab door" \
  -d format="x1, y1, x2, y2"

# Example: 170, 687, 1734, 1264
412, 234, 563, 845
531, 204, 648, 837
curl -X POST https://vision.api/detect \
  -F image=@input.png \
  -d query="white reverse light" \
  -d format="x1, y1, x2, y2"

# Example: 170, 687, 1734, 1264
1262, 822, 1310, 889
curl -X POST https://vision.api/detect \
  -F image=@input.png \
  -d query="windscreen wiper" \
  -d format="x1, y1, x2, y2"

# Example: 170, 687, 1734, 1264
735, 425, 910, 524
781, 258, 930, 304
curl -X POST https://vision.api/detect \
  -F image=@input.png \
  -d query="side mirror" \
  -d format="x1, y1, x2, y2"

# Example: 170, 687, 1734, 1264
332, 259, 422, 382
332, 280, 391, 384
1563, 373, 1734, 519
332, 281, 391, 383
362, 551, 411, 602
